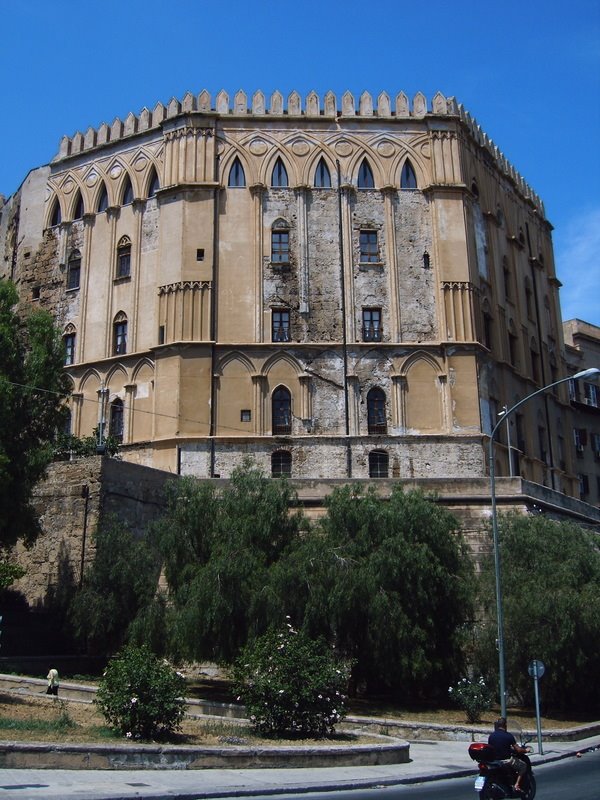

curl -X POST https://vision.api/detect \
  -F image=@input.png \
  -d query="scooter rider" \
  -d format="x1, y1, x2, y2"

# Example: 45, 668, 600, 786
488, 716, 528, 793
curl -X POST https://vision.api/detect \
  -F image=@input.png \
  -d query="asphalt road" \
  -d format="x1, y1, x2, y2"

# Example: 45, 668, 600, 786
244, 749, 600, 800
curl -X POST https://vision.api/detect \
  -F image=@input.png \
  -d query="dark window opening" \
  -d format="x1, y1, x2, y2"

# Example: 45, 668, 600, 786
369, 450, 389, 478
272, 450, 292, 477
241, 409, 252, 423
314, 158, 332, 188
50, 198, 62, 226
271, 158, 288, 188
64, 333, 76, 366
272, 309, 290, 342
197, 248, 205, 261
148, 169, 160, 197
272, 387, 292, 435
357, 158, 375, 189
272, 230, 290, 264
400, 160, 417, 189
122, 176, 134, 205
113, 316, 128, 355
109, 399, 124, 442
360, 230, 379, 263
367, 387, 387, 434
116, 238, 131, 278
362, 308, 382, 341
97, 184, 109, 213
67, 250, 81, 290
158, 325, 165, 345
73, 192, 84, 220
32, 286, 40, 300
228, 158, 246, 187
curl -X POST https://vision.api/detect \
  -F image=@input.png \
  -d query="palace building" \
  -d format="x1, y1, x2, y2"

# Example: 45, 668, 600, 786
0, 89, 585, 497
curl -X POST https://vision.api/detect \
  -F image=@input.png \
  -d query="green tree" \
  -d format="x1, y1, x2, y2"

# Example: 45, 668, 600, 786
475, 513, 600, 711
271, 484, 475, 702
149, 459, 307, 663
70, 517, 162, 655
0, 279, 70, 547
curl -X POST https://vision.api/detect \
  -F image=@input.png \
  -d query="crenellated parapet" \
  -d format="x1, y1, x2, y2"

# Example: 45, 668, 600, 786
52, 89, 543, 215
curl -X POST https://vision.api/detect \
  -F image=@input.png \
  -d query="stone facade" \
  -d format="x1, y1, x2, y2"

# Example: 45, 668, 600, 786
563, 320, 600, 507
0, 89, 586, 497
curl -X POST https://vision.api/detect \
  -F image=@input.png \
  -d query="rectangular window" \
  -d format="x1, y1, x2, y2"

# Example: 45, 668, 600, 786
114, 322, 127, 355
67, 261, 81, 290
64, 334, 76, 366
584, 382, 599, 407
578, 473, 589, 499
574, 428, 587, 454
362, 308, 382, 341
272, 309, 290, 342
240, 410, 251, 422
117, 247, 131, 278
591, 432, 600, 459
359, 230, 379, 263
271, 230, 290, 264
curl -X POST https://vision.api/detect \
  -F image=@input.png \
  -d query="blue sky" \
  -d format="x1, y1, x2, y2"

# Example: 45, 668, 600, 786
1, 0, 598, 325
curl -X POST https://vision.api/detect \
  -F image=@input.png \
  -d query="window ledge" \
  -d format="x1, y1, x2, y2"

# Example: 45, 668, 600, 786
270, 263, 291, 271
358, 261, 384, 269
66, 286, 80, 293
113, 275, 131, 284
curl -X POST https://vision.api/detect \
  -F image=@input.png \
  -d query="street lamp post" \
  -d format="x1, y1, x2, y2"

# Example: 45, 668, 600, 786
489, 367, 600, 718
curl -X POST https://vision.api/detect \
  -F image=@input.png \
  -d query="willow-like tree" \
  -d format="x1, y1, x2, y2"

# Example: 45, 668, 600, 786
270, 484, 475, 703
0, 279, 70, 547
145, 459, 308, 662
475, 513, 600, 711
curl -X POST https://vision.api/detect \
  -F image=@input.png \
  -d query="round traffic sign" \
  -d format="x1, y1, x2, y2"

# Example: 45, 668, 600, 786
528, 659, 545, 679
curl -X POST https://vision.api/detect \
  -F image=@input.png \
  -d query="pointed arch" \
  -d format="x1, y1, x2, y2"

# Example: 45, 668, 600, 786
96, 182, 109, 213
120, 174, 134, 205
271, 157, 289, 188
357, 157, 375, 188
63, 323, 77, 366
49, 195, 62, 227
116, 235, 132, 278
228, 157, 246, 188
272, 385, 292, 434
72, 189, 84, 220
402, 354, 444, 432
400, 158, 417, 189
147, 166, 160, 198
216, 350, 256, 377
113, 311, 128, 355
314, 157, 332, 188
131, 357, 155, 383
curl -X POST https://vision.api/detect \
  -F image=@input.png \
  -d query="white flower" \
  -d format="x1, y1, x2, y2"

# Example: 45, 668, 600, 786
130, 697, 138, 704
126, 732, 132, 738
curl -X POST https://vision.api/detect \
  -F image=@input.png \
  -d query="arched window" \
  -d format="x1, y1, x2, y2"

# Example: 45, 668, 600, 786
272, 387, 292, 435
63, 324, 76, 365
116, 235, 132, 278
272, 450, 292, 477
67, 250, 81, 290
228, 157, 246, 188
96, 183, 109, 213
357, 158, 375, 189
50, 197, 62, 226
121, 175, 134, 205
147, 168, 160, 198
367, 387, 387, 434
400, 159, 417, 189
113, 312, 128, 355
314, 158, 331, 188
109, 398, 124, 442
271, 158, 288, 188
62, 408, 72, 436
72, 190, 84, 220
271, 218, 290, 265
369, 450, 389, 478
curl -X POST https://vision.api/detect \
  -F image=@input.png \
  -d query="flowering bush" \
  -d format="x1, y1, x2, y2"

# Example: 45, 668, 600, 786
95, 644, 186, 739
448, 676, 493, 723
233, 621, 351, 737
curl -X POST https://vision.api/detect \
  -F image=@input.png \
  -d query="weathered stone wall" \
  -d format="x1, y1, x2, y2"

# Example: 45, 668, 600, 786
9, 457, 175, 608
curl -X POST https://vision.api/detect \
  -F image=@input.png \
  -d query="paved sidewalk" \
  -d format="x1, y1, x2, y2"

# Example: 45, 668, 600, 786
1, 734, 598, 800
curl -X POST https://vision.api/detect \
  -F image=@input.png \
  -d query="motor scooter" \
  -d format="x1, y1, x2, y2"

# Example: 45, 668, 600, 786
468, 733, 536, 799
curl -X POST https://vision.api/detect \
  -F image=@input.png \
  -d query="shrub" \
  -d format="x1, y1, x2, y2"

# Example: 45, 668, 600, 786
233, 621, 350, 737
95, 645, 186, 739
448, 676, 493, 723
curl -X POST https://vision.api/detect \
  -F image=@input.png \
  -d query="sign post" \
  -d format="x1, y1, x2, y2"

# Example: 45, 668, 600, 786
528, 659, 545, 754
